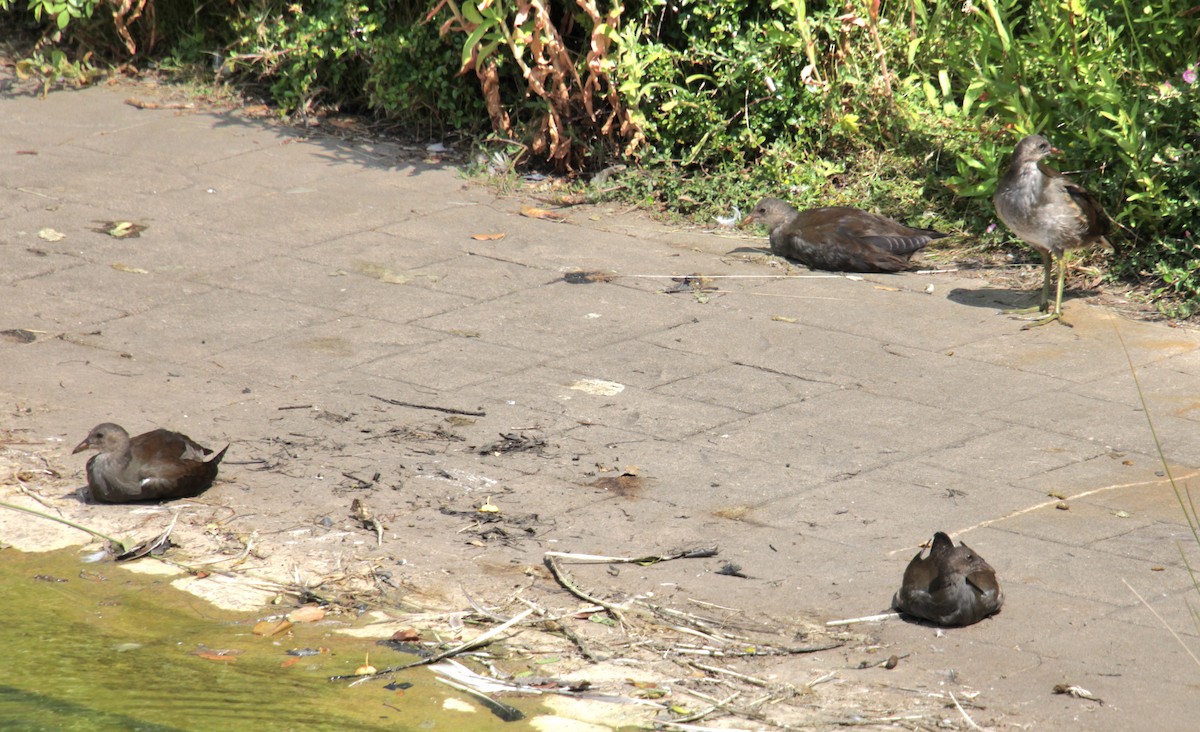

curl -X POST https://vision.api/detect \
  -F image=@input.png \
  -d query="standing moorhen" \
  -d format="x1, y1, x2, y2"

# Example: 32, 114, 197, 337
993, 134, 1111, 327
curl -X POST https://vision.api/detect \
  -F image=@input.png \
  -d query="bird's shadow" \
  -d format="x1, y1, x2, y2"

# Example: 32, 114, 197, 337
889, 606, 1002, 628
727, 245, 772, 257
892, 610, 937, 627
879, 603, 928, 627
946, 287, 1038, 311
947, 284, 1103, 312
68, 484, 184, 505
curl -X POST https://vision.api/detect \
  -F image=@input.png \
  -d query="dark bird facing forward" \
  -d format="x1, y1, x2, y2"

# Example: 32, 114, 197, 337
993, 134, 1112, 327
741, 197, 947, 273
72, 423, 228, 503
893, 531, 1004, 627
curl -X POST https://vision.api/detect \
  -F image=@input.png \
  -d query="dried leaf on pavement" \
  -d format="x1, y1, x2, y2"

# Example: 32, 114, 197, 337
520, 206, 566, 221
253, 619, 294, 637
111, 263, 150, 274
101, 221, 146, 238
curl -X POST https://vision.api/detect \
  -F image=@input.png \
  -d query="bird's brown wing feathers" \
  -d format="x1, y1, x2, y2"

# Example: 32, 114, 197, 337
138, 444, 228, 497
1063, 180, 1111, 241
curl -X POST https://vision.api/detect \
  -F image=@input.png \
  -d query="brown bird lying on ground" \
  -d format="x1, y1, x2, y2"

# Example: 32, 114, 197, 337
72, 423, 228, 503
741, 197, 947, 273
892, 531, 1004, 627
993, 134, 1112, 327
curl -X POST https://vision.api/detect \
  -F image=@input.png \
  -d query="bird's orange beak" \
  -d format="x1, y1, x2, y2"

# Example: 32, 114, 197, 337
72, 438, 91, 454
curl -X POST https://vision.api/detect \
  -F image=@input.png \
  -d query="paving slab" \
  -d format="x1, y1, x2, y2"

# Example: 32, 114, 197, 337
4, 77, 1200, 729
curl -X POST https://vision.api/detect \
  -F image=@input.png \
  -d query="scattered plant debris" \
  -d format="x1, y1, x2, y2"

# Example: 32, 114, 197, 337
111, 263, 150, 274
370, 394, 486, 417
253, 618, 293, 637
351, 499, 384, 545
562, 270, 614, 284
0, 329, 37, 344
1053, 683, 1104, 705
588, 471, 646, 497
93, 220, 147, 238
478, 432, 546, 456
519, 205, 566, 222
716, 562, 748, 579
115, 514, 179, 562
663, 274, 716, 296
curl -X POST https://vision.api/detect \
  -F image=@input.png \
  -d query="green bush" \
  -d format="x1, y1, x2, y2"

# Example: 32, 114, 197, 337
219, 1, 483, 130
226, 1, 377, 115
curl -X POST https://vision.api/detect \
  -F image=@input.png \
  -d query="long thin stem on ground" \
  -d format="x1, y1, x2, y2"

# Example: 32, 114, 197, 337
1109, 313, 1200, 651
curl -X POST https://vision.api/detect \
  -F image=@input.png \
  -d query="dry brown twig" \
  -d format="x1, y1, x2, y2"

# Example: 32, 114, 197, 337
13, 471, 59, 513
543, 552, 631, 627
428, 0, 643, 171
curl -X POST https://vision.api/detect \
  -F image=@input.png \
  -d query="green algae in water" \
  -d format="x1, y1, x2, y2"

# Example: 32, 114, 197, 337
0, 548, 543, 731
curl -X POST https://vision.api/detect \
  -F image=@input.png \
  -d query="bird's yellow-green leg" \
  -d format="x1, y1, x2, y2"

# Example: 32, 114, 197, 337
1041, 249, 1054, 312
1007, 250, 1053, 316
1021, 250, 1072, 328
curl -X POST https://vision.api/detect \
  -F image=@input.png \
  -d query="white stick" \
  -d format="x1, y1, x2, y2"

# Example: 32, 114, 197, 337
950, 691, 984, 730
825, 612, 900, 626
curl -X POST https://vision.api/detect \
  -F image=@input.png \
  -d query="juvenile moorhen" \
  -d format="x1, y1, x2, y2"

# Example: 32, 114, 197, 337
893, 531, 1003, 627
993, 134, 1111, 327
72, 423, 228, 503
741, 197, 946, 273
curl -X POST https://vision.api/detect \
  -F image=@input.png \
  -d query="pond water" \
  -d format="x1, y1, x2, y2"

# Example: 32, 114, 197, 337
0, 548, 545, 731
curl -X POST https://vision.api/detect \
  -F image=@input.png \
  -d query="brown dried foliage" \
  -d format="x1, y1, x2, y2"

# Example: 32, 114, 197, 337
107, 0, 156, 55
429, 0, 644, 173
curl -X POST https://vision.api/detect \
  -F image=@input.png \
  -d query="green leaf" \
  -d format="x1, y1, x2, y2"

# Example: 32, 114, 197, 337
962, 80, 986, 116
476, 38, 502, 66
921, 80, 938, 109
982, 0, 1011, 53
961, 155, 986, 171
906, 38, 921, 66
954, 181, 994, 197
462, 1, 484, 25
460, 19, 497, 69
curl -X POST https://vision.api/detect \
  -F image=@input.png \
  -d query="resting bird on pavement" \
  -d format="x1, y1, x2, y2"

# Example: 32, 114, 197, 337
72, 423, 228, 503
993, 134, 1112, 327
741, 197, 946, 273
893, 531, 1004, 627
